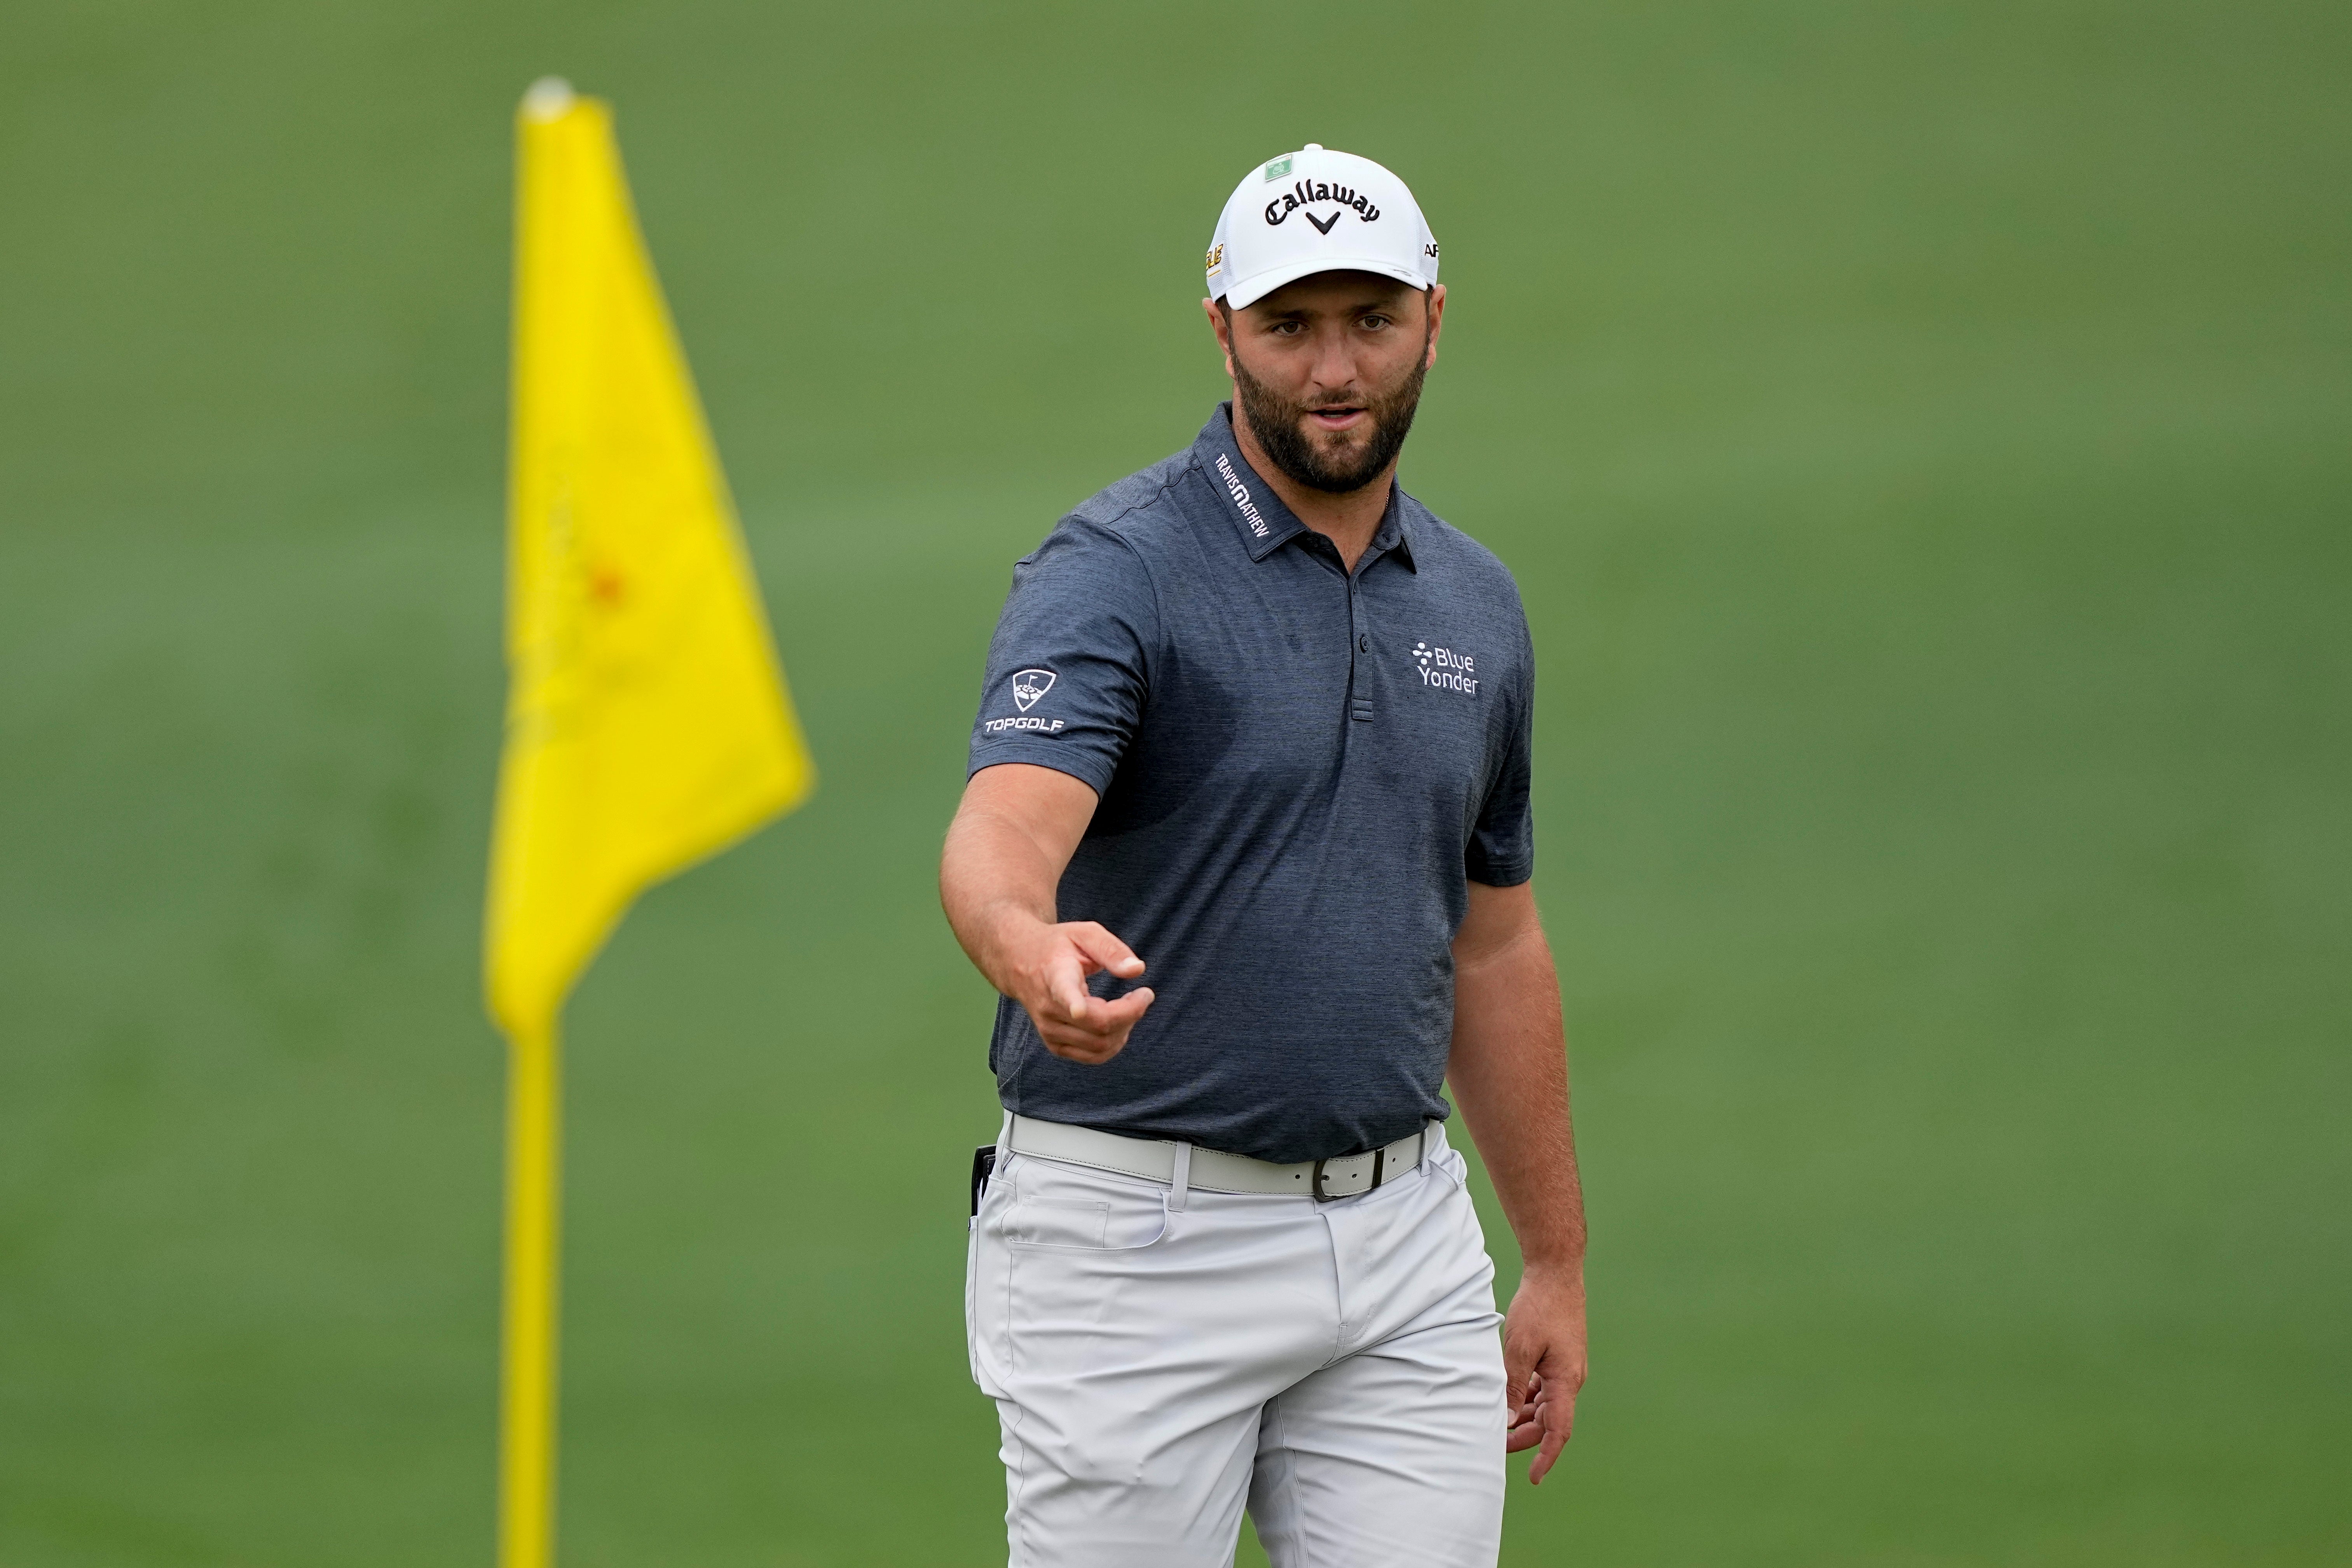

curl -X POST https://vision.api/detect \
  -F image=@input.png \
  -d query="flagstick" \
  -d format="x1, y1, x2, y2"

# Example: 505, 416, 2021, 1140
497, 1020, 563, 1568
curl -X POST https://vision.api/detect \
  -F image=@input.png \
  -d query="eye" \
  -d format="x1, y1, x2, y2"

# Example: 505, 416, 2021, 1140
1360, 314, 1392, 330
1269, 320, 1305, 336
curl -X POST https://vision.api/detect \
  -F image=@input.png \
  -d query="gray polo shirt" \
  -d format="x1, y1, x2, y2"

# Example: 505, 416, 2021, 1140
967, 405, 1535, 1163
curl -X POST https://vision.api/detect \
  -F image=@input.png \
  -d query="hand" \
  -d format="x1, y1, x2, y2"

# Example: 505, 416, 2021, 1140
1006, 919, 1155, 1065
1502, 1263, 1587, 1484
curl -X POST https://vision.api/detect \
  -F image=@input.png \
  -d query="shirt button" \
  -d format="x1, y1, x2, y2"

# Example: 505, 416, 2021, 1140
1358, 633, 1369, 652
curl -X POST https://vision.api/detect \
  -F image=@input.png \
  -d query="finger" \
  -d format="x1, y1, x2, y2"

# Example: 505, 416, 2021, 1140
1528, 1416, 1570, 1485
1527, 1385, 1574, 1484
1043, 949, 1093, 1024
1038, 999, 1150, 1055
1092, 987, 1155, 1030
1504, 1369, 1536, 1431
1043, 1013, 1148, 1063
1065, 922, 1146, 980
1502, 1342, 1539, 1423
1050, 987, 1156, 1045
1506, 1417, 1544, 1453
1032, 977, 1156, 1061
1037, 1027, 1121, 1064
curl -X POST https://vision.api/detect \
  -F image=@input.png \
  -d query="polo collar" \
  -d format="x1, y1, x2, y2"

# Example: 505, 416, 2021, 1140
1190, 404, 1421, 573
1368, 489, 1419, 574
1193, 405, 1307, 561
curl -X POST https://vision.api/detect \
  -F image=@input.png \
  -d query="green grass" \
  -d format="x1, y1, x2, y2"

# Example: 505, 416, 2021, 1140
2, 1, 2347, 1563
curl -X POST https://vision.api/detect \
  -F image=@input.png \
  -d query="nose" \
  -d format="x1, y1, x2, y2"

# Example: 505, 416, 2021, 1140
1307, 322, 1357, 395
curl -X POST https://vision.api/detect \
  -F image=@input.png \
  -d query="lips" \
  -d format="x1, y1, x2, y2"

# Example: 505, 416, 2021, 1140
1307, 406, 1366, 430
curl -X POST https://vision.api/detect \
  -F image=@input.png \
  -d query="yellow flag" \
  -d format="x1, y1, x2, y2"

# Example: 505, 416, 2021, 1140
486, 80, 813, 1039
483, 79, 812, 1568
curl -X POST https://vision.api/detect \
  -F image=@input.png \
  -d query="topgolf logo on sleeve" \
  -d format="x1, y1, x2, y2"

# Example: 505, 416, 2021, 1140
1011, 668, 1056, 710
983, 668, 1065, 734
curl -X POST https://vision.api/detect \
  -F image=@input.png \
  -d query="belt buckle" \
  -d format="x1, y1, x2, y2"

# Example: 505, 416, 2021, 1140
1310, 1148, 1387, 1202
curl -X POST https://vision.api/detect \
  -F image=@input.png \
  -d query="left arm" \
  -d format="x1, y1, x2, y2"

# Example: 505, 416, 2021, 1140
1447, 878, 1588, 1484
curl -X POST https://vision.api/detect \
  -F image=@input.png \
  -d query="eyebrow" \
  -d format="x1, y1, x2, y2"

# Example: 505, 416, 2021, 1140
1255, 299, 1407, 324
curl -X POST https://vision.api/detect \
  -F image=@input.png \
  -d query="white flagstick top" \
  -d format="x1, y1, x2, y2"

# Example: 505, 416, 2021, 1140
522, 77, 575, 120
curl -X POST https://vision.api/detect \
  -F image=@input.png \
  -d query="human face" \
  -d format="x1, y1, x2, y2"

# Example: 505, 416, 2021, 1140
1211, 272, 1445, 494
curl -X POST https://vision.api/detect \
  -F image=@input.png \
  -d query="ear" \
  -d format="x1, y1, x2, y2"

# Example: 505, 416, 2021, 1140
1202, 296, 1238, 379
1421, 284, 1447, 371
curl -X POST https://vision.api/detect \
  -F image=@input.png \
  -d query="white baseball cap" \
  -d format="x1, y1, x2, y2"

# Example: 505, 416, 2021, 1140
1205, 144, 1439, 310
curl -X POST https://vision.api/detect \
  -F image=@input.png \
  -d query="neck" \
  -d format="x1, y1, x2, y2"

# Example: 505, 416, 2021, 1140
1229, 395, 1395, 572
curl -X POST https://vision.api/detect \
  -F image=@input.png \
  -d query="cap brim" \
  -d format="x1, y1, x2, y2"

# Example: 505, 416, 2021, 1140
1218, 256, 1428, 310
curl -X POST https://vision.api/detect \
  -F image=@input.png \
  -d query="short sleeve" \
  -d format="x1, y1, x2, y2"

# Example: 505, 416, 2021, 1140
968, 520, 1159, 795
1463, 615, 1534, 886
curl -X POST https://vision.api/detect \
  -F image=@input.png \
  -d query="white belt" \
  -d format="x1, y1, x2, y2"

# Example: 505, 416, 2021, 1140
1007, 1114, 1438, 1201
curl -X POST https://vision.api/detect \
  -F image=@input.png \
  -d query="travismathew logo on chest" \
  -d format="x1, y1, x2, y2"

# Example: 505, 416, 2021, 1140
1264, 180, 1382, 233
1411, 640, 1480, 696
984, 668, 1064, 733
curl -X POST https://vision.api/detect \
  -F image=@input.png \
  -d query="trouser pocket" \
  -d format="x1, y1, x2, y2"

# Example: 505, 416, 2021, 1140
966, 1156, 1016, 1398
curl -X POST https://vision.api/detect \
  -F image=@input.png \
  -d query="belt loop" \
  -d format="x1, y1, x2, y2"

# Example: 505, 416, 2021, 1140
1168, 1141, 1192, 1213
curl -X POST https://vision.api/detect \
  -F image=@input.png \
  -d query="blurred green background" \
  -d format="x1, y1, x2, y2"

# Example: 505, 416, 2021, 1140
3, 1, 2347, 1563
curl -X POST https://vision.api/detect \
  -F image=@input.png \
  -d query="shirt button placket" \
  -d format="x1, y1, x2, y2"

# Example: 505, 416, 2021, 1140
1347, 579, 1373, 725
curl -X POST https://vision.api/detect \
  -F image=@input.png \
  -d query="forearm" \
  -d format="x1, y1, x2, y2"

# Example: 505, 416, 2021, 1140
940, 801, 1064, 992
1447, 913, 1585, 1273
940, 765, 1150, 1063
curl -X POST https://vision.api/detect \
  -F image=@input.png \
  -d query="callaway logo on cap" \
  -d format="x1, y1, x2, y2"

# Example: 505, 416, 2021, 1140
1205, 143, 1439, 309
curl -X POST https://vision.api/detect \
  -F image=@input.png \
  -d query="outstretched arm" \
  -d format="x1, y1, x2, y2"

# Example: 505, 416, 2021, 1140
941, 762, 1156, 1064
1447, 878, 1588, 1484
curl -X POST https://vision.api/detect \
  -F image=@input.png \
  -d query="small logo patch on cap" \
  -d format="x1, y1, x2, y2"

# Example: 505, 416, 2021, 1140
1263, 155, 1293, 181
1204, 242, 1224, 275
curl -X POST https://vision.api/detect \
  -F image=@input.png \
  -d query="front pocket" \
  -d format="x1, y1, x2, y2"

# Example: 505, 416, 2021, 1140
1006, 1198, 1111, 1249
1004, 1156, 1176, 1250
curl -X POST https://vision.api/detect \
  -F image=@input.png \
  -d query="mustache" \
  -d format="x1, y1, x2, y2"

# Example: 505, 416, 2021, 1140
1232, 346, 1428, 495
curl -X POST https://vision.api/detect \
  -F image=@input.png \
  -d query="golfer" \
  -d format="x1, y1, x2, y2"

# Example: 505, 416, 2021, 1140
940, 144, 1587, 1568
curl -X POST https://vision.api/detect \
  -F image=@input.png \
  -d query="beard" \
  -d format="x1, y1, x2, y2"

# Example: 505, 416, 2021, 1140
1230, 329, 1431, 494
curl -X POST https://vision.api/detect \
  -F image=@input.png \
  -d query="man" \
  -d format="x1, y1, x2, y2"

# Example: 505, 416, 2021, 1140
940, 144, 1586, 1568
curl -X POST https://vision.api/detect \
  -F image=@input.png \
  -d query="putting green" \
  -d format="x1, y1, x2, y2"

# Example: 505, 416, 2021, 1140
2, 2, 2345, 1563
